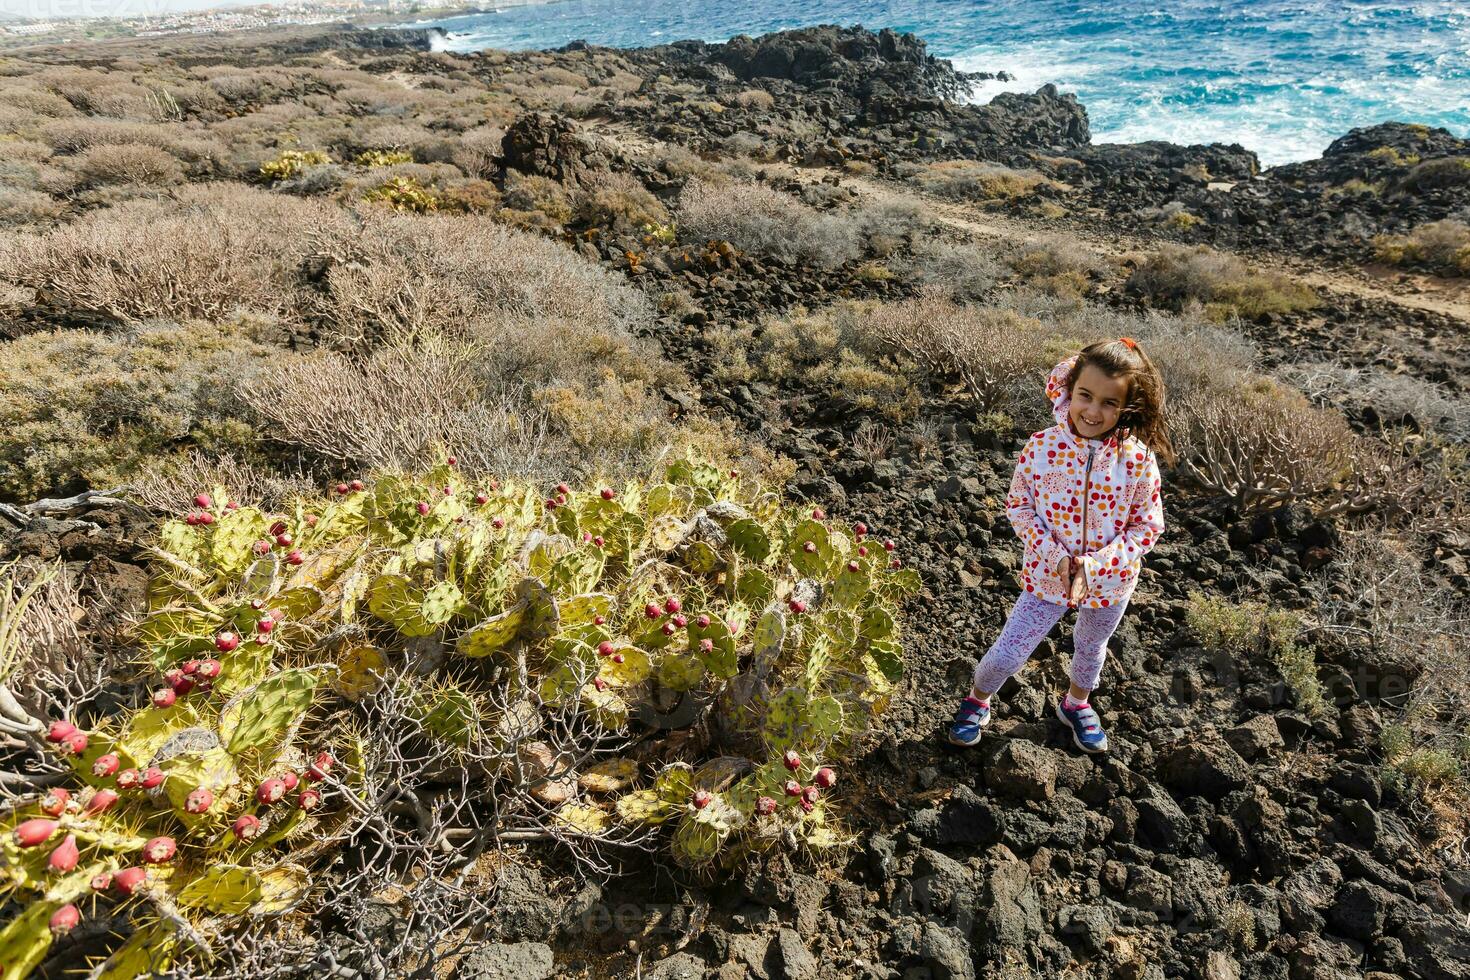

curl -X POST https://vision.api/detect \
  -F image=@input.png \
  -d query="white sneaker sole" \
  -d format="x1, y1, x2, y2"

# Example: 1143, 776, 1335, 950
1054, 701, 1108, 754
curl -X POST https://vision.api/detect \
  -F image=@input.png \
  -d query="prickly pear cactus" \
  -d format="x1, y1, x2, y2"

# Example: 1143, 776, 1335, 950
0, 455, 918, 976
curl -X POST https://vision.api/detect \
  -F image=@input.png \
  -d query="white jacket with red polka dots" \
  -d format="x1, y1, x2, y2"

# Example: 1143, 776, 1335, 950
1006, 356, 1165, 609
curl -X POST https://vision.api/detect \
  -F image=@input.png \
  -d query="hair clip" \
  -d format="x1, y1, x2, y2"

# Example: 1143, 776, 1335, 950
1118, 336, 1138, 350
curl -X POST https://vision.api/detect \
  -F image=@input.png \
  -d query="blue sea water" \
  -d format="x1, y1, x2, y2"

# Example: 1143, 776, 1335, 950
406, 0, 1470, 167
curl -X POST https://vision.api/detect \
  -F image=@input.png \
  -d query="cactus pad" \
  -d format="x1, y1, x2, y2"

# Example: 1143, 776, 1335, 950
457, 602, 528, 658
725, 519, 772, 563
219, 668, 319, 755
578, 758, 638, 792
334, 645, 386, 700
554, 804, 611, 835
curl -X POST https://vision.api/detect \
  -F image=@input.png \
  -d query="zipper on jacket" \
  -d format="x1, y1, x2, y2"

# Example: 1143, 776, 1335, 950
1079, 445, 1096, 556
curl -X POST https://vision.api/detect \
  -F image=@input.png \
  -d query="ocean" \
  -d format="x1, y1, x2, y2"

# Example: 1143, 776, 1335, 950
403, 0, 1470, 167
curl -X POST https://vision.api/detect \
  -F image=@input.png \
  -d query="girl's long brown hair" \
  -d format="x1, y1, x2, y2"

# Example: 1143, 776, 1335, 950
1065, 338, 1177, 467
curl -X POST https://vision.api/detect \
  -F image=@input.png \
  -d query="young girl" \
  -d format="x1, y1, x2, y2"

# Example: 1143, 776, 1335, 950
949, 338, 1175, 754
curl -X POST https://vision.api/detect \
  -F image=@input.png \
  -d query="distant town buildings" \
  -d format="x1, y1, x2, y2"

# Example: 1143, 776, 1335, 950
0, 0, 438, 45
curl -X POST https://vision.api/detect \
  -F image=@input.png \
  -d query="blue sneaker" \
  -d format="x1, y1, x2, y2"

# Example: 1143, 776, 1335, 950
947, 695, 991, 747
1055, 697, 1109, 754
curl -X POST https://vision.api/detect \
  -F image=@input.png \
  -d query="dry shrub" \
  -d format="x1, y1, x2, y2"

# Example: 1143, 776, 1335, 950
1373, 219, 1470, 277
1280, 361, 1470, 443
913, 160, 1056, 201
307, 210, 657, 385
127, 449, 317, 514
451, 125, 505, 179
0, 187, 60, 225
501, 170, 573, 224
890, 239, 1004, 301
65, 142, 183, 188
1127, 244, 1319, 320
1311, 532, 1470, 845
677, 178, 861, 269
1396, 156, 1470, 194
1174, 373, 1423, 516
858, 292, 1055, 412
0, 184, 339, 324
0, 320, 273, 501
574, 170, 668, 232
732, 88, 775, 110
852, 197, 929, 258
2, 87, 77, 118
1006, 234, 1109, 296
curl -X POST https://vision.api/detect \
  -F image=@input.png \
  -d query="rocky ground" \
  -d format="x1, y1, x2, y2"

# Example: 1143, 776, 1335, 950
5, 20, 1470, 980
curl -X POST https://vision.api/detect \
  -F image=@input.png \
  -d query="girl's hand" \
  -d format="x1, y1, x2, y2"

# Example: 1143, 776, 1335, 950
1056, 555, 1072, 584
1069, 562, 1088, 603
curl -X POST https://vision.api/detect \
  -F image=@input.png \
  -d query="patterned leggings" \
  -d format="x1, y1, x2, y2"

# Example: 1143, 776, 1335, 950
973, 592, 1129, 695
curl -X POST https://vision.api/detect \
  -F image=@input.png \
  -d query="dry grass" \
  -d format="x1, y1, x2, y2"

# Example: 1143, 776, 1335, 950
677, 178, 861, 269
1128, 244, 1320, 320
573, 170, 669, 233
1184, 591, 1325, 718
127, 450, 318, 514
1373, 219, 1470, 277
65, 142, 183, 188
911, 160, 1057, 202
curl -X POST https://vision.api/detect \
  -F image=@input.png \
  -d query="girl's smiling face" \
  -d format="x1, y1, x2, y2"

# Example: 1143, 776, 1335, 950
1069, 364, 1129, 439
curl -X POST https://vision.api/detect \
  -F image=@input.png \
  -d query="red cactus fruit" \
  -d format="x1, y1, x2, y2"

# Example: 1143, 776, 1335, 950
447, 456, 457, 466
696, 614, 711, 629
802, 785, 821, 804
141, 767, 165, 789
593, 615, 606, 626
113, 867, 148, 895
166, 668, 186, 686
275, 532, 293, 548
256, 617, 275, 634
813, 767, 836, 789
854, 522, 868, 537
143, 836, 176, 864
256, 778, 287, 804
253, 538, 273, 556
194, 493, 211, 509
882, 539, 896, 552
173, 677, 196, 696
783, 780, 803, 797
196, 659, 222, 680
802, 541, 817, 554
699, 638, 714, 653
92, 754, 120, 778
298, 788, 322, 811
544, 498, 557, 511
49, 904, 80, 936
672, 614, 687, 628
226, 501, 239, 510
593, 536, 604, 548
491, 518, 506, 530
306, 752, 333, 782
661, 622, 677, 636
664, 597, 682, 614
756, 796, 778, 815
582, 532, 593, 543
281, 771, 299, 791
40, 788, 69, 816
115, 768, 141, 789
215, 628, 239, 650
46, 720, 76, 743
84, 789, 119, 815
336, 483, 349, 495
268, 520, 288, 537
185, 513, 199, 527
812, 507, 826, 520
306, 514, 318, 527
475, 492, 489, 505
14, 819, 57, 848
286, 550, 304, 566
443, 485, 453, 497
858, 546, 869, 558
848, 560, 862, 573
644, 603, 661, 619
350, 480, 365, 492
556, 482, 570, 495
691, 790, 713, 810
48, 834, 80, 873
601, 488, 615, 500
597, 641, 615, 658
787, 599, 807, 614
783, 750, 802, 772
232, 814, 261, 841
593, 677, 608, 692
197, 512, 215, 526
611, 653, 625, 664
90, 871, 113, 891
60, 731, 88, 756
800, 796, 816, 814
416, 501, 430, 515
184, 788, 213, 813
152, 688, 176, 709
890, 558, 903, 569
